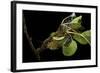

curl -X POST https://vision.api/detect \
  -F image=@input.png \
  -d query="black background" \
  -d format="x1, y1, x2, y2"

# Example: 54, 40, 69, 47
23, 10, 91, 63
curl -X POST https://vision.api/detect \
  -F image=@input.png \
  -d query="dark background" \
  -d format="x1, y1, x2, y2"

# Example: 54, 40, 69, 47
23, 10, 91, 63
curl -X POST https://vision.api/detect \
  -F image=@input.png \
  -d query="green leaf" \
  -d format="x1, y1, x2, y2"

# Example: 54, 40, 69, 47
62, 40, 77, 56
70, 16, 82, 29
47, 36, 65, 50
57, 34, 72, 46
48, 34, 72, 50
63, 34, 72, 46
73, 30, 91, 45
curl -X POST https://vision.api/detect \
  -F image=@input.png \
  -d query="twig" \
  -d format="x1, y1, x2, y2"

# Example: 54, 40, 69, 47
23, 17, 40, 61
37, 36, 52, 53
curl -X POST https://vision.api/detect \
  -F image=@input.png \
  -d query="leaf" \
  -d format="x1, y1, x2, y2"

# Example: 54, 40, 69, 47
62, 40, 77, 56
63, 34, 72, 46
82, 30, 91, 44
54, 34, 72, 48
73, 30, 91, 45
70, 16, 82, 30
48, 34, 72, 50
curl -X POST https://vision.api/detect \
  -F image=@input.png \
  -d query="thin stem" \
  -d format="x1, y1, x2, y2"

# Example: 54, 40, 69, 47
37, 36, 52, 53
61, 16, 68, 24
67, 31, 90, 45
61, 13, 75, 25
23, 17, 40, 61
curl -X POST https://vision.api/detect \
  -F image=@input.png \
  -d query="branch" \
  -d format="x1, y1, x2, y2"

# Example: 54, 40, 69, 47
37, 36, 52, 53
23, 17, 40, 61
